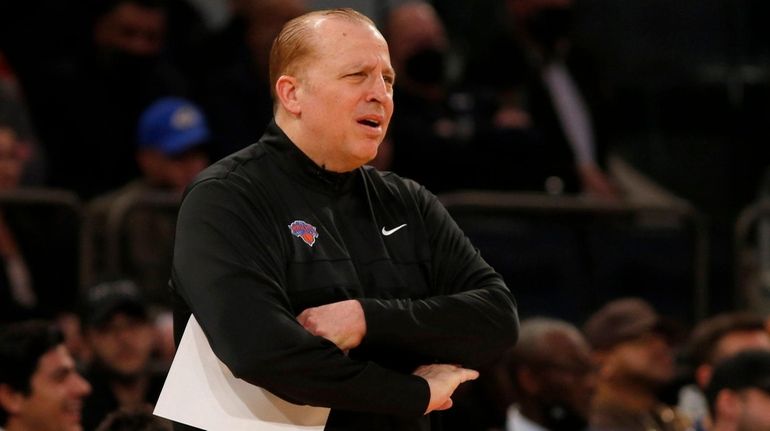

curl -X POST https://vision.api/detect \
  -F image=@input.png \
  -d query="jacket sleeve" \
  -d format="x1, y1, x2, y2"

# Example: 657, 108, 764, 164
359, 181, 519, 368
172, 178, 429, 416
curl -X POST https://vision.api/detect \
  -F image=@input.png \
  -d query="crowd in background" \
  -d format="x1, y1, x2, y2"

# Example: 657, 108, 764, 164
2, 0, 770, 430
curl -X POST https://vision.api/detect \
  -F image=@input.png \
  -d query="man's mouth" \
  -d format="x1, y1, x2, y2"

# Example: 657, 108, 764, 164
356, 116, 383, 128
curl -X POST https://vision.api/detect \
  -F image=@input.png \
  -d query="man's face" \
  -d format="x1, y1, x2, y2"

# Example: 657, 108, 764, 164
736, 389, 770, 431
139, 148, 209, 193
0, 126, 26, 190
13, 345, 91, 431
607, 331, 675, 387
294, 18, 395, 172
93, 2, 165, 56
536, 333, 596, 418
715, 331, 770, 364
88, 313, 155, 376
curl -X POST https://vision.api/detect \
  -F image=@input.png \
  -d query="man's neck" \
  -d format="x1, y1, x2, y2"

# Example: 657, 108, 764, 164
275, 113, 354, 173
111, 373, 149, 407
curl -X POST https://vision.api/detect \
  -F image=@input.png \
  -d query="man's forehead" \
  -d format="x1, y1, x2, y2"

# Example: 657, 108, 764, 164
312, 15, 385, 44
36, 345, 74, 376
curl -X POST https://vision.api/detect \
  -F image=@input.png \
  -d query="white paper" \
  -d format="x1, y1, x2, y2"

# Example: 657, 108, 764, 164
154, 316, 330, 430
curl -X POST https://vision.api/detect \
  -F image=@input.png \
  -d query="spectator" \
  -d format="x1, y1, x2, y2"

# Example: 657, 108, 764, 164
583, 297, 690, 431
383, 2, 472, 192
0, 117, 79, 323
679, 312, 770, 430
468, 0, 617, 197
705, 349, 770, 431
17, 0, 188, 199
80, 280, 167, 431
504, 317, 596, 431
0, 319, 92, 431
84, 97, 210, 305
198, 0, 305, 160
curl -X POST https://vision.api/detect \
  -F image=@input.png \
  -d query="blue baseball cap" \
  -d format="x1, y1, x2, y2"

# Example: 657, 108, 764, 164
137, 97, 210, 156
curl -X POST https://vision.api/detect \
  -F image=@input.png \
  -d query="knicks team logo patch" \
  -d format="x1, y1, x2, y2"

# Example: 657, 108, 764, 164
288, 220, 319, 247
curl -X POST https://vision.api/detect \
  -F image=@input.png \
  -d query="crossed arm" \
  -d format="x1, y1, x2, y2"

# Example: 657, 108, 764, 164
298, 299, 480, 414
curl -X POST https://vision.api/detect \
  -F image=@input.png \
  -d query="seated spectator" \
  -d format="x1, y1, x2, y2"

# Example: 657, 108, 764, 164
95, 406, 172, 431
16, 0, 188, 199
504, 317, 596, 431
0, 319, 92, 431
583, 297, 690, 431
0, 119, 79, 322
84, 97, 210, 305
80, 280, 167, 431
197, 0, 305, 160
383, 2, 475, 192
0, 52, 46, 185
467, 0, 618, 197
705, 349, 770, 431
678, 312, 770, 430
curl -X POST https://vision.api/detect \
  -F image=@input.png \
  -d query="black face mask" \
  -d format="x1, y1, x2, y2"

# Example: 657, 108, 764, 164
404, 47, 446, 85
542, 402, 589, 431
526, 7, 574, 53
97, 48, 159, 77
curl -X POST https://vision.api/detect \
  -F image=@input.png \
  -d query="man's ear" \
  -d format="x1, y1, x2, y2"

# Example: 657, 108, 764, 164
517, 367, 541, 394
715, 389, 741, 424
0, 383, 24, 415
275, 75, 302, 116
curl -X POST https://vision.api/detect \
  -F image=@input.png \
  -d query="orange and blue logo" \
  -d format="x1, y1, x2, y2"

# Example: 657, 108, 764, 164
288, 220, 318, 247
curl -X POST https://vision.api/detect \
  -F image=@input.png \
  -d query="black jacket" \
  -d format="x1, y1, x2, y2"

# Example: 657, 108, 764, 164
171, 121, 519, 430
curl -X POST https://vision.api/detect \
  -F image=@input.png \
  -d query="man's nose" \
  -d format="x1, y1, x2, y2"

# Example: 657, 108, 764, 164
367, 75, 390, 103
73, 373, 92, 396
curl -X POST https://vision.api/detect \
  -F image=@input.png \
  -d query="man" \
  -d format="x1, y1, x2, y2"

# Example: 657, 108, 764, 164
81, 280, 167, 431
0, 119, 79, 323
0, 320, 92, 431
170, 8, 519, 430
679, 312, 770, 429
706, 349, 770, 431
84, 97, 210, 304
505, 317, 596, 431
16, 0, 187, 199
583, 297, 689, 431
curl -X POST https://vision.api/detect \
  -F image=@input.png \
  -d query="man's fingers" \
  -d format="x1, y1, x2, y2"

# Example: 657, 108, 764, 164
434, 398, 453, 411
458, 368, 479, 383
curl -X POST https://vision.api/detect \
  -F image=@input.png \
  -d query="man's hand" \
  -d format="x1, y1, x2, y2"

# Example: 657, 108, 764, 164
413, 364, 479, 414
297, 299, 366, 352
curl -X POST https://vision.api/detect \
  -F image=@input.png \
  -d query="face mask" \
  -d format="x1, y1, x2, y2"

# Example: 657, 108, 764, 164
97, 48, 159, 77
526, 7, 574, 53
542, 402, 589, 431
404, 47, 446, 85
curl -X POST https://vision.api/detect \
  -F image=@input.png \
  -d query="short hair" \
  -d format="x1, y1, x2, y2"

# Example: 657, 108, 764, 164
686, 312, 768, 368
705, 349, 770, 417
0, 320, 65, 425
508, 317, 584, 367
268, 8, 376, 101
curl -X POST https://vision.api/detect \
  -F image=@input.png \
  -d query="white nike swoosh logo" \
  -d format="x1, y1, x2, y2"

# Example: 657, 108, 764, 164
381, 224, 407, 236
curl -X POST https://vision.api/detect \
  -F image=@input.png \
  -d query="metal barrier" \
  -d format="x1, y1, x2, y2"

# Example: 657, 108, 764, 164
81, 190, 181, 306
0, 187, 83, 317
439, 190, 709, 323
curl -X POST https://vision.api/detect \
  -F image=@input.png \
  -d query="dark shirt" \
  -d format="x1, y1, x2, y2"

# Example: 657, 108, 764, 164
81, 364, 167, 431
171, 121, 519, 430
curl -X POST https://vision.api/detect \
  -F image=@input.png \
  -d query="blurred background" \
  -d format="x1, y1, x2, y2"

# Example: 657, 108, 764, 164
1, 0, 769, 349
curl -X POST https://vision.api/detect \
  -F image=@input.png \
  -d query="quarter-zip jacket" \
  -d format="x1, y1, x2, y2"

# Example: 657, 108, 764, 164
171, 121, 519, 430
